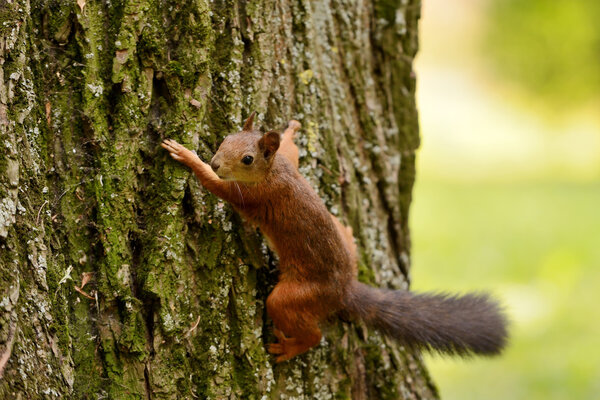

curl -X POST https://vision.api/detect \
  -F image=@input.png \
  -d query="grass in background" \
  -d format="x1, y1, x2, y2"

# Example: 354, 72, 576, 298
414, 1, 600, 397
484, 0, 600, 112
410, 178, 600, 400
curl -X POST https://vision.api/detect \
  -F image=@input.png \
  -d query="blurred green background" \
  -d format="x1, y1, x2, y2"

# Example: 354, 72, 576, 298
412, 0, 600, 399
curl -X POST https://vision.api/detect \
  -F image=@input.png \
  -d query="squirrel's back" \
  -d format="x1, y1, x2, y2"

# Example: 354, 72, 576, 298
239, 155, 354, 282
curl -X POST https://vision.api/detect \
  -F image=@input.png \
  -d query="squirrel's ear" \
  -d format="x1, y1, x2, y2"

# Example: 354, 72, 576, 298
242, 111, 256, 131
258, 131, 280, 159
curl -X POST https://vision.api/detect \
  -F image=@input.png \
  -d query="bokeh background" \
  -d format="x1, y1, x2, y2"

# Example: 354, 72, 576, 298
411, 0, 600, 399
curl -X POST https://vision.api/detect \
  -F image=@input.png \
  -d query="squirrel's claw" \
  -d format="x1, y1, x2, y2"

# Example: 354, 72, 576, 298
268, 343, 294, 363
161, 139, 180, 152
268, 343, 284, 355
268, 329, 287, 355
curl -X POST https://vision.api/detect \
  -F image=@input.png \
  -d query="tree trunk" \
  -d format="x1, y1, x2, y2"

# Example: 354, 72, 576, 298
0, 0, 436, 398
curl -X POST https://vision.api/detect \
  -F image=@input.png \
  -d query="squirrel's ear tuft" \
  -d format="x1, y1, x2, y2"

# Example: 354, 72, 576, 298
243, 111, 256, 131
258, 131, 280, 159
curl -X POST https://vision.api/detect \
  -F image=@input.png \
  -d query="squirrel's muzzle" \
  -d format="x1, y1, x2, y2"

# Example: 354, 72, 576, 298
210, 158, 220, 172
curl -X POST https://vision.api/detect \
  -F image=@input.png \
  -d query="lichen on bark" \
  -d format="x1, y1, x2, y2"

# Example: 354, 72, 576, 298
0, 0, 437, 399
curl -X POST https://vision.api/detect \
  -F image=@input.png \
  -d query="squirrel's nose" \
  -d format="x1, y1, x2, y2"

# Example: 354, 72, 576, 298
210, 160, 220, 172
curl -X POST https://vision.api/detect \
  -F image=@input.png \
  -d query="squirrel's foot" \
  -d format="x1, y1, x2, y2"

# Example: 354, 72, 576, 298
268, 343, 296, 363
268, 329, 300, 362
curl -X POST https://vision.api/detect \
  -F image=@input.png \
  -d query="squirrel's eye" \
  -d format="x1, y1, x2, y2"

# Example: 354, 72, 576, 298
242, 155, 254, 165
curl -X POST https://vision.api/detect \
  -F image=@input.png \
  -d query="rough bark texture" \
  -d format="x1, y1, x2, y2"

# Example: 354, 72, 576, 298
0, 0, 436, 398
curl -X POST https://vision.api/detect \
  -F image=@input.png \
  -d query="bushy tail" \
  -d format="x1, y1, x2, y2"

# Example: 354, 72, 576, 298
343, 282, 508, 356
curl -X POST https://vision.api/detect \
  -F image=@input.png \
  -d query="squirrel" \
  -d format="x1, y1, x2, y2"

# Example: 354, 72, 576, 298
161, 113, 508, 362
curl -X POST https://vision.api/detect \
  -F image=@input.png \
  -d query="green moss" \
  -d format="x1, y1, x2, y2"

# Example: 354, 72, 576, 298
1, 0, 431, 398
118, 299, 148, 358
0, 4, 21, 36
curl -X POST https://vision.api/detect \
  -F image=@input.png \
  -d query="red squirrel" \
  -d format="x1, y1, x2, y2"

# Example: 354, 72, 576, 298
162, 113, 508, 362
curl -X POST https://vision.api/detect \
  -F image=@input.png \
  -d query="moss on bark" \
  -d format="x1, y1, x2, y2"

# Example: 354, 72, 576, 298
0, 0, 437, 398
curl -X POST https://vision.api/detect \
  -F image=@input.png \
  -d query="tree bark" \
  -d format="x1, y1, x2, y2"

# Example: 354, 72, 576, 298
0, 0, 436, 398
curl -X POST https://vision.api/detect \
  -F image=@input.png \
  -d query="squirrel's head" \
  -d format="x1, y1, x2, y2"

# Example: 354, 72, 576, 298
210, 112, 280, 183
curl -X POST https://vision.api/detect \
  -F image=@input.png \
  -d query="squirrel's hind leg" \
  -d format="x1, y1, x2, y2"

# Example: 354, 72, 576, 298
268, 322, 322, 363
266, 281, 322, 362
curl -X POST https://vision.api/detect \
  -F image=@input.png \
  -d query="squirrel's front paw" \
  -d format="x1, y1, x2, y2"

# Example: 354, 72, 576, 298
161, 139, 199, 166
